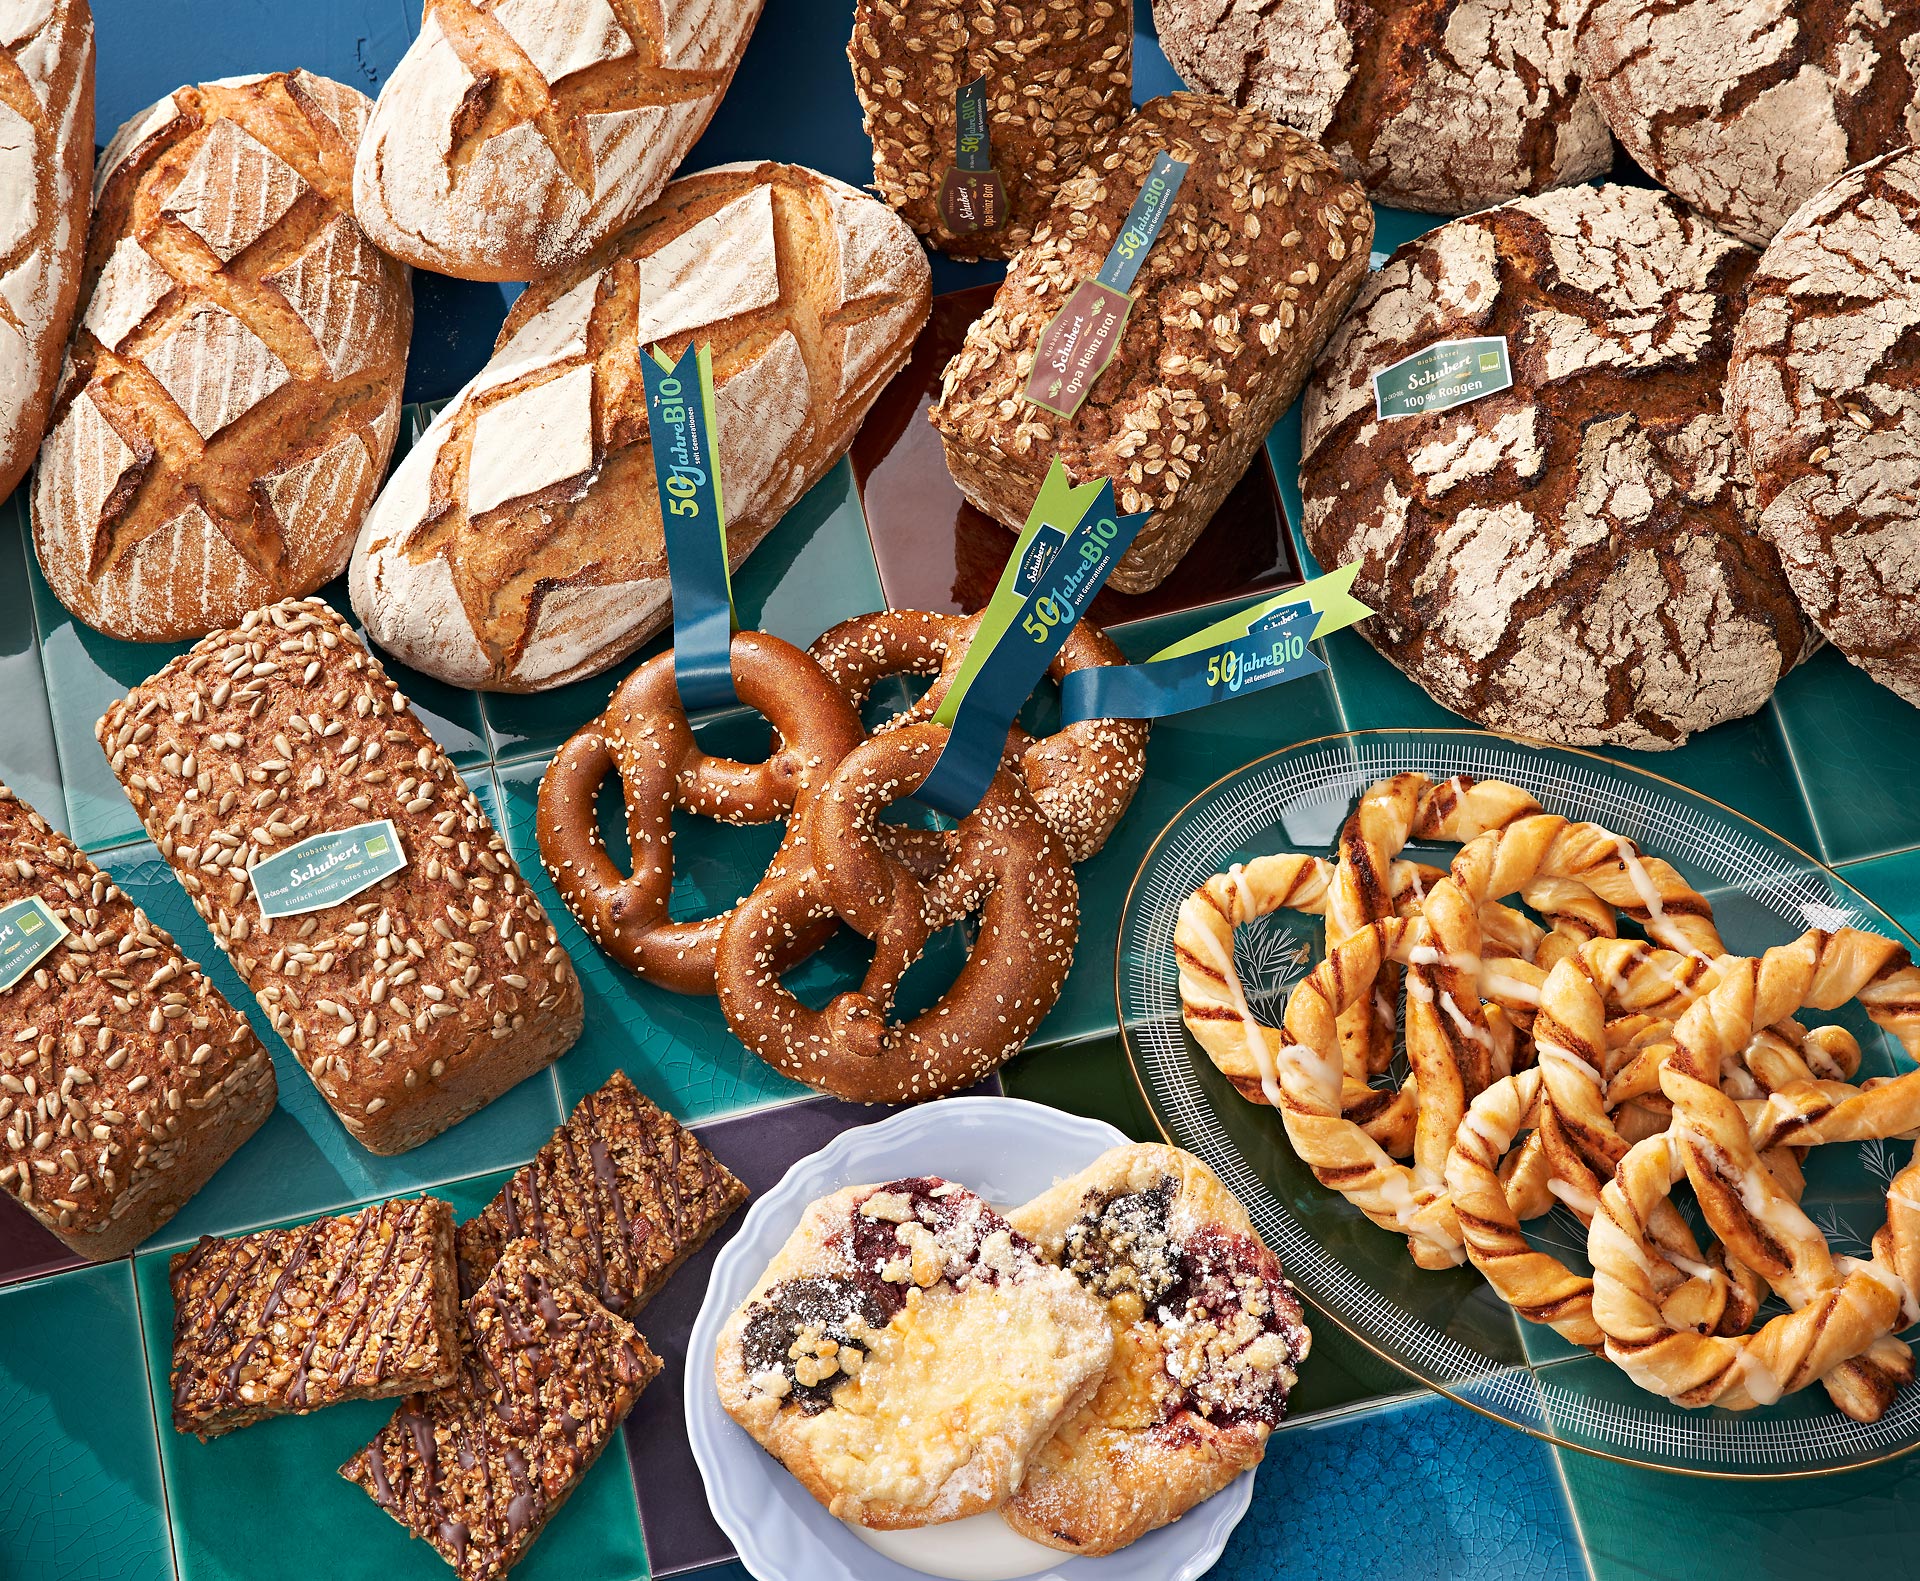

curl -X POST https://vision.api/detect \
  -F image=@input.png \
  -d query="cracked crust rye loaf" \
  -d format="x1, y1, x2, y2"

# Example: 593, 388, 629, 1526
97, 600, 584, 1155
1151, 0, 1609, 215
1727, 149, 1920, 707
1299, 183, 1813, 750
847, 0, 1131, 260
929, 93, 1371, 595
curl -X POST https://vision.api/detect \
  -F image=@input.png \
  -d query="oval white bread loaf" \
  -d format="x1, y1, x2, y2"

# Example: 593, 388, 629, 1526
0, 0, 92, 501
31, 71, 412, 642
352, 0, 764, 282
350, 160, 931, 692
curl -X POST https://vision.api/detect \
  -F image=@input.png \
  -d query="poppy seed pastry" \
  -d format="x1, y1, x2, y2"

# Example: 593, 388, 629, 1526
1151, 0, 1610, 215
1299, 183, 1813, 750
714, 1177, 1113, 1529
1726, 149, 1920, 708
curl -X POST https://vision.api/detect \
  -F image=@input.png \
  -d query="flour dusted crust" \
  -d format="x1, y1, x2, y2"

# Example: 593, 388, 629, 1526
1004, 1145, 1308, 1556
31, 71, 410, 643
1300, 183, 1813, 749
352, 0, 764, 281
1153, 0, 1610, 214
714, 1178, 1113, 1530
1727, 149, 1920, 707
351, 160, 930, 692
0, 0, 91, 500
1578, 0, 1920, 247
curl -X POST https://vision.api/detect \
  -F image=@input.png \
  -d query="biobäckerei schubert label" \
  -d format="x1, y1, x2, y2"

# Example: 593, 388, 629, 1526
938, 75, 1007, 236
0, 896, 68, 993
247, 821, 407, 920
1372, 337, 1512, 420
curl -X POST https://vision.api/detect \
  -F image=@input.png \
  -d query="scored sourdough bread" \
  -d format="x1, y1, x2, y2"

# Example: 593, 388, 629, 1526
929, 93, 1371, 595
1727, 149, 1920, 707
1299, 183, 1813, 749
31, 71, 411, 643
353, 0, 764, 282
0, 0, 92, 501
1152, 0, 1610, 215
351, 161, 930, 692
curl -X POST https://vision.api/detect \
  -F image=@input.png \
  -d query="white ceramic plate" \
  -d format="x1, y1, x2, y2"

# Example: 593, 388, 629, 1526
685, 1096, 1260, 1581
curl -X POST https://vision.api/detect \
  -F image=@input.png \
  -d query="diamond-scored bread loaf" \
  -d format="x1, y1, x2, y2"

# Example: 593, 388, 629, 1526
31, 71, 411, 644
351, 160, 931, 693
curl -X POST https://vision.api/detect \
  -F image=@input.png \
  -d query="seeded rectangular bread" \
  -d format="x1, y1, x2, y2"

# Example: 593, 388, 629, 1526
928, 93, 1373, 594
96, 599, 584, 1155
0, 781, 275, 1261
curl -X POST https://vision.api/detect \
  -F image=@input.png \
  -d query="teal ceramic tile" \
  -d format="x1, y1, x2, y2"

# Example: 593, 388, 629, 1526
0, 1260, 173, 1581
0, 496, 63, 831
1843, 846, 1920, 940
1772, 646, 1920, 865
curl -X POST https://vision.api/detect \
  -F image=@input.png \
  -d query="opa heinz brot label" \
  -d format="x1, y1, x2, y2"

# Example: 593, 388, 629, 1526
247, 821, 407, 919
1372, 337, 1512, 420
0, 896, 68, 993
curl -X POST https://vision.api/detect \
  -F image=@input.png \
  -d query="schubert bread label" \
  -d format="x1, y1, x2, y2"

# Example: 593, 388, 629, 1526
1372, 336, 1511, 420
0, 896, 68, 992
938, 76, 1008, 236
247, 820, 407, 919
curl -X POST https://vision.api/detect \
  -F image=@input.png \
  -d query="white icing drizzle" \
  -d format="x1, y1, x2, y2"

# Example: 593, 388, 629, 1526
1537, 1038, 1604, 1090
1440, 991, 1494, 1051
1227, 862, 1258, 924
1546, 1176, 1599, 1220
1190, 915, 1286, 1109
1731, 1346, 1783, 1407
1613, 837, 1668, 926
1836, 1256, 1920, 1327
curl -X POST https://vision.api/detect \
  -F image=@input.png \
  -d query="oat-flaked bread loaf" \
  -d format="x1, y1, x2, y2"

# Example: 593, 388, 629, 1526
848, 0, 1131, 260
0, 782, 276, 1261
351, 161, 930, 692
97, 601, 584, 1155
31, 71, 411, 643
1727, 149, 1920, 708
1152, 0, 1610, 215
1300, 183, 1813, 750
352, 0, 763, 282
1578, 0, 1920, 247
930, 93, 1371, 595
0, 0, 92, 501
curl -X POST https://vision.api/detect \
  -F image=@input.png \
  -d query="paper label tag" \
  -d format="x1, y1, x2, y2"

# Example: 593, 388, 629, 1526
0, 897, 67, 992
938, 75, 1007, 235
248, 821, 407, 919
1372, 337, 1512, 421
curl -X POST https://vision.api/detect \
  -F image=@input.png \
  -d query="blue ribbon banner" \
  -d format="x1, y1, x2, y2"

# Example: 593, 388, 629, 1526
642, 341, 736, 710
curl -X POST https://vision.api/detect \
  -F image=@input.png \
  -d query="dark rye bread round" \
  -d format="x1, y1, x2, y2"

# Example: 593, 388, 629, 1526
1578, 0, 1920, 246
1151, 0, 1610, 214
1727, 149, 1920, 708
1299, 183, 1813, 750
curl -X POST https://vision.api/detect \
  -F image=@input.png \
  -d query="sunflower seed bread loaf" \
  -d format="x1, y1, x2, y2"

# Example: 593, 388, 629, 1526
351, 160, 931, 692
929, 93, 1372, 595
0, 782, 276, 1261
31, 70, 411, 643
352, 0, 764, 282
0, 0, 93, 501
848, 0, 1132, 260
97, 600, 584, 1155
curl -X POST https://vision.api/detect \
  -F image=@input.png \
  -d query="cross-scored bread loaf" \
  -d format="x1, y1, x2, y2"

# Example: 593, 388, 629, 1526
929, 93, 1372, 595
97, 600, 584, 1156
31, 71, 411, 643
847, 0, 1132, 260
352, 0, 764, 281
0, 0, 92, 502
351, 160, 931, 692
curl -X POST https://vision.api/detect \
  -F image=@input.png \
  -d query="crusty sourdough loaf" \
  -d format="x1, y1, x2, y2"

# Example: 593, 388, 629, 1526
1152, 0, 1610, 215
0, 781, 276, 1261
1299, 183, 1813, 750
353, 0, 764, 281
97, 600, 584, 1155
1578, 0, 1920, 246
351, 160, 930, 692
31, 71, 411, 643
929, 93, 1371, 595
0, 0, 92, 501
1727, 149, 1920, 707
848, 0, 1131, 260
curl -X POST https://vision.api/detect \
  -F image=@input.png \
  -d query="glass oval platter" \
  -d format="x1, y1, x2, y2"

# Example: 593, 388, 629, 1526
1115, 728, 1920, 1478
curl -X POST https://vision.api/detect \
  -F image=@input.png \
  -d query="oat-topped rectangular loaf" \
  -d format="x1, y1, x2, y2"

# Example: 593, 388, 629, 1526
930, 92, 1372, 594
0, 782, 276, 1260
97, 599, 583, 1154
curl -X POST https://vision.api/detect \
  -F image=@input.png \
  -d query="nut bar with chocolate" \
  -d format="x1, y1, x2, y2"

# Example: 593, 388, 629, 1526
169, 1195, 461, 1439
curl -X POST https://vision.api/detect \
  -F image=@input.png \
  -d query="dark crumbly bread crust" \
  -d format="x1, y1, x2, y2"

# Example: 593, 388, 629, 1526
0, 781, 275, 1261
96, 599, 583, 1154
929, 93, 1372, 594
169, 1196, 461, 1439
455, 1069, 748, 1311
342, 1240, 661, 1581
